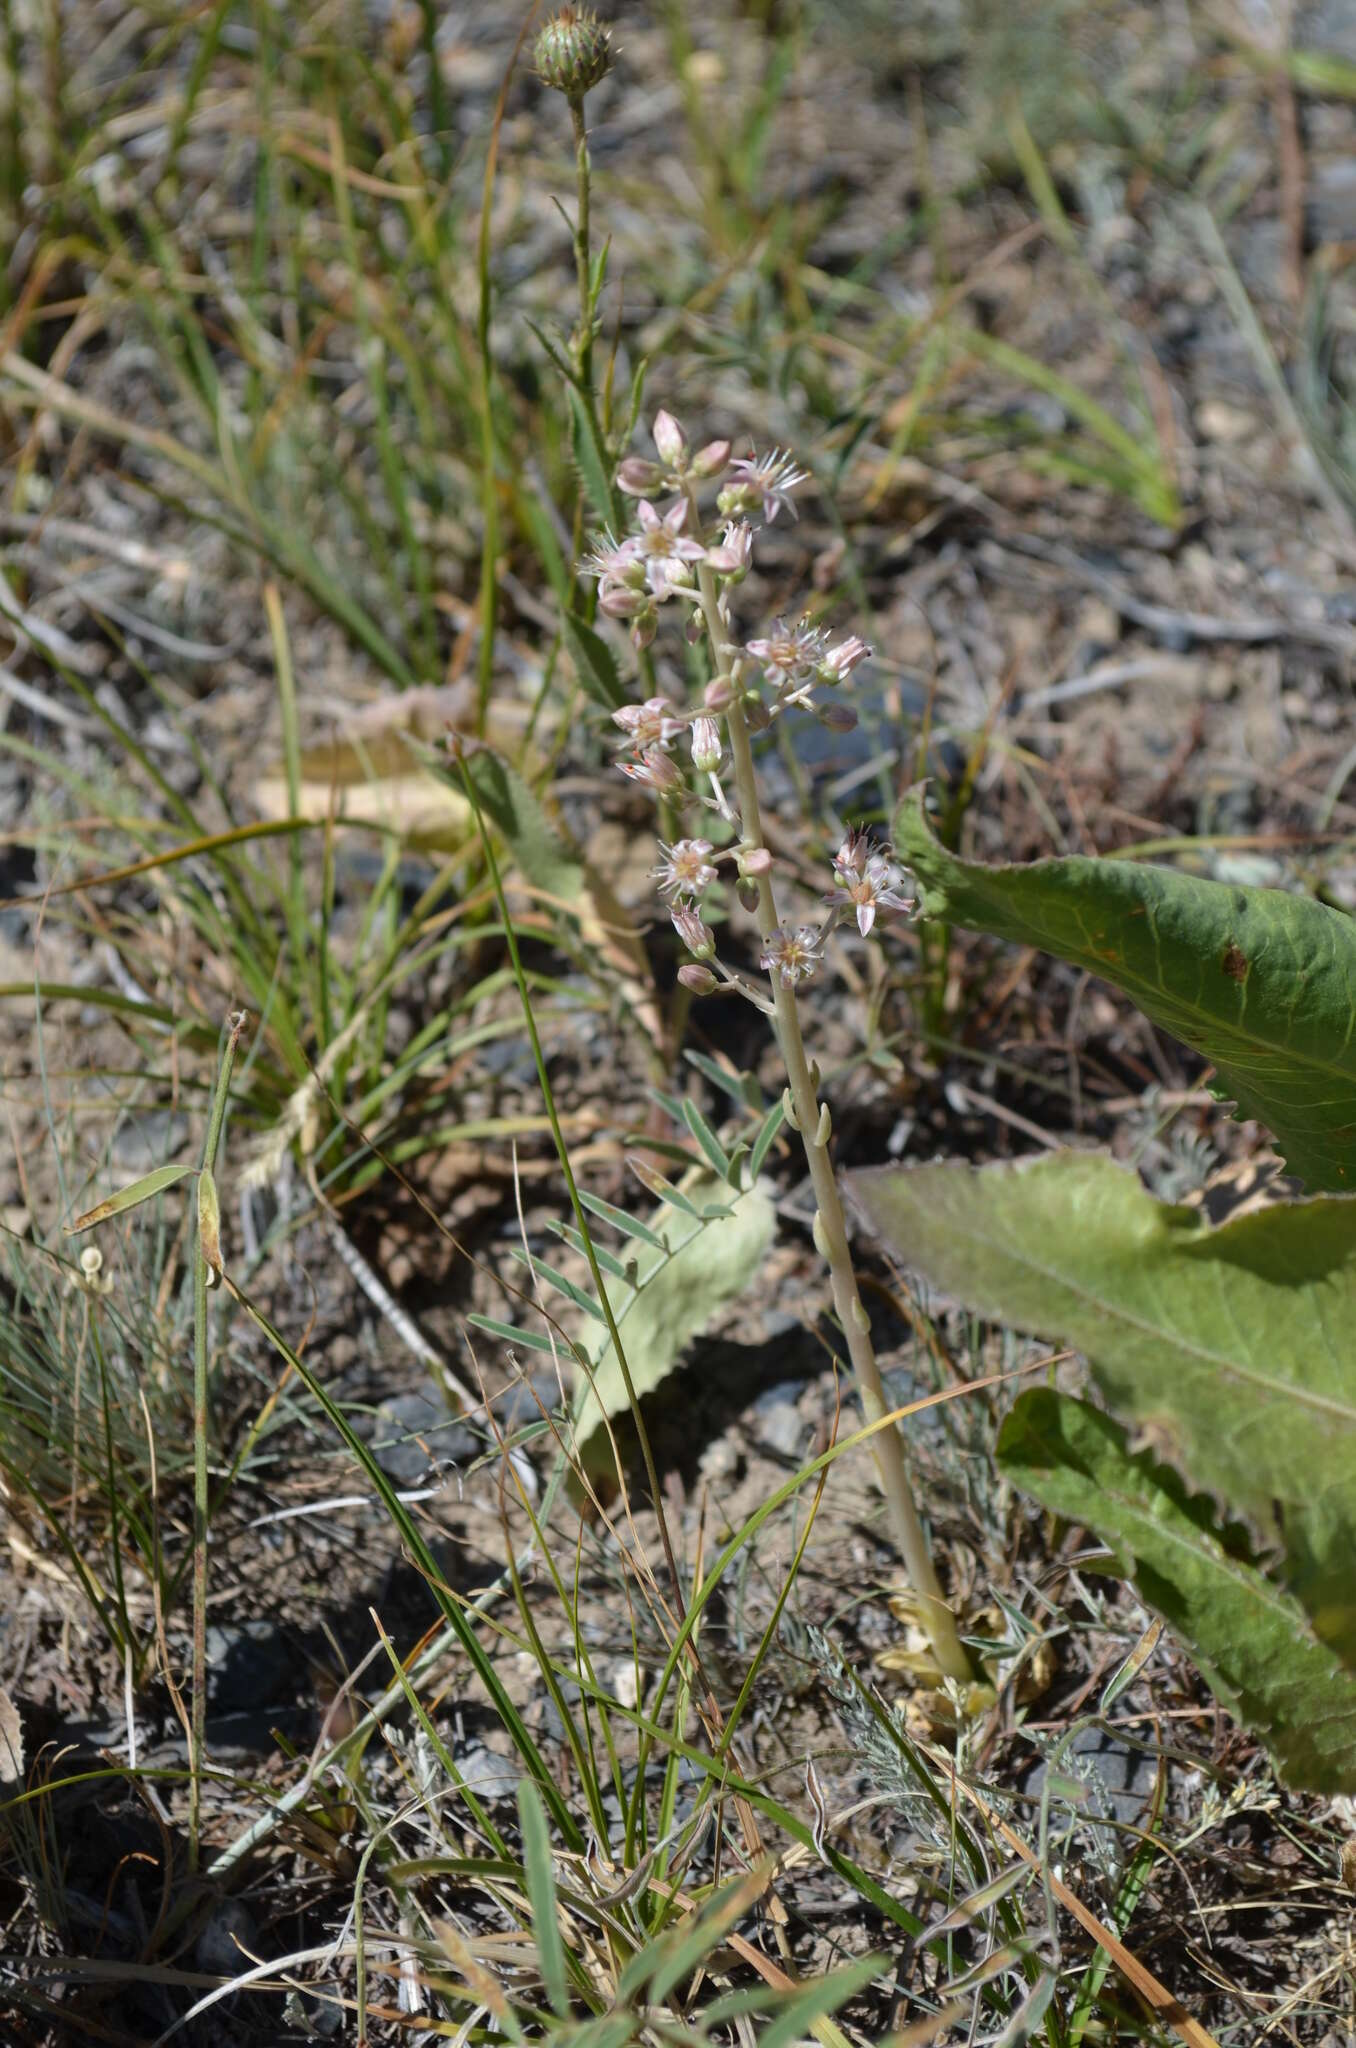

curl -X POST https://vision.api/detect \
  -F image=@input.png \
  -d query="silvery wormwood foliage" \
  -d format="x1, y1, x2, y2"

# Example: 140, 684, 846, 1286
580, 409, 913, 998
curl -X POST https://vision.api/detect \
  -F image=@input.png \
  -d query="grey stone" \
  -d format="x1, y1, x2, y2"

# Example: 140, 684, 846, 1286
755, 1402, 803, 1459
454, 1742, 521, 1803
1026, 1724, 1158, 1831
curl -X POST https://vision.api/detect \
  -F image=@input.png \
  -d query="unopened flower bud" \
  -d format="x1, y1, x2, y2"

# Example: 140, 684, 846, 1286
534, 7, 614, 97
671, 905, 715, 959
816, 701, 858, 732
678, 962, 718, 995
652, 409, 688, 469
736, 843, 773, 877
599, 583, 647, 618
704, 674, 735, 712
691, 437, 732, 479
617, 456, 664, 496
690, 715, 722, 772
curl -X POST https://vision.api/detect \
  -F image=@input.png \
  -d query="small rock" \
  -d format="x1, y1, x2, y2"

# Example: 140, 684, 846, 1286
1195, 400, 1257, 446
698, 1435, 739, 1483
454, 1743, 521, 1803
195, 1898, 259, 1976
610, 1661, 641, 1710
755, 1402, 802, 1459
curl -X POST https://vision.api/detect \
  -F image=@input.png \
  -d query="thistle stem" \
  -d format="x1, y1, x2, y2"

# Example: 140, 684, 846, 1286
693, 560, 973, 1684
569, 96, 594, 399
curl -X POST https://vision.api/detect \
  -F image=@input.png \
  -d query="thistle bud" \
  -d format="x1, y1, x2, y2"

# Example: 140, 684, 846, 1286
678, 962, 718, 995
534, 8, 614, 98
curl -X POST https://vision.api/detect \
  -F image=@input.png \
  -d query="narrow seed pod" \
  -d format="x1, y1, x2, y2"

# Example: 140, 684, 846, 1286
198, 1167, 222, 1286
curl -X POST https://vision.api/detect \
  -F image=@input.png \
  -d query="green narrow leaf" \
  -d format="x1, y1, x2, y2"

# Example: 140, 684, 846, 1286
756, 1956, 882, 2048
567, 385, 616, 528
896, 788, 1356, 1191
66, 1163, 195, 1234
848, 1150, 1356, 1668
682, 1096, 732, 1180
508, 1248, 606, 1322
685, 1049, 761, 1110
517, 1779, 570, 2019
998, 1390, 1356, 1792
466, 1314, 562, 1357
748, 1097, 786, 1181
578, 1188, 666, 1250
547, 1220, 633, 1282
561, 610, 625, 710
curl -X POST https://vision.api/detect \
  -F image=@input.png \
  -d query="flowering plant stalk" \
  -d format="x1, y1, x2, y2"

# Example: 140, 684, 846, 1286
590, 414, 973, 1684
534, 11, 972, 1686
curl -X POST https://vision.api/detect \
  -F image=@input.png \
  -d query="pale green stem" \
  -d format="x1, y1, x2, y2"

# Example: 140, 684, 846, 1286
692, 558, 973, 1684
189, 1009, 248, 1870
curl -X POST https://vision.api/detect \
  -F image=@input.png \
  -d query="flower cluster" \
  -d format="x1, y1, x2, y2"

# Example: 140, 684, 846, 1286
824, 830, 914, 938
580, 407, 901, 990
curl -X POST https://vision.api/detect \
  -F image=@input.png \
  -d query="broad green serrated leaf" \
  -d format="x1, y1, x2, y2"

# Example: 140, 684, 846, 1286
66, 1162, 195, 1233
896, 789, 1356, 1191
848, 1150, 1356, 1666
998, 1390, 1356, 1791
573, 1176, 775, 1458
561, 610, 624, 710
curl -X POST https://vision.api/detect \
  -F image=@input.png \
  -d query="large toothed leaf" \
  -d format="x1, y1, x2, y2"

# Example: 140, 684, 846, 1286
998, 1390, 1356, 1792
847, 1151, 1356, 1667
895, 789, 1356, 1192
573, 1176, 775, 1465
